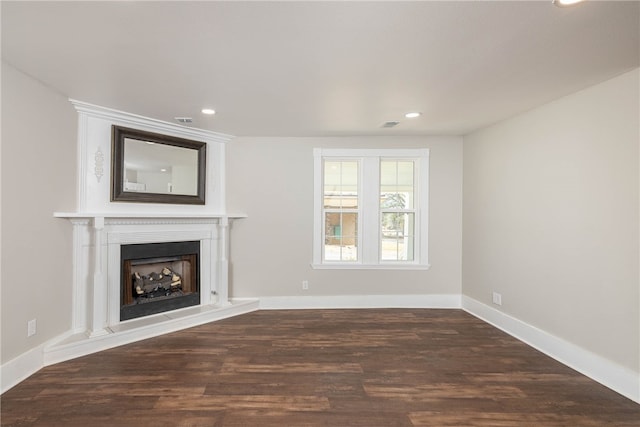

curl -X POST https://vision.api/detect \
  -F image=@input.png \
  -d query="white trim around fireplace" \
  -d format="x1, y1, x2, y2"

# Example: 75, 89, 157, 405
54, 213, 246, 337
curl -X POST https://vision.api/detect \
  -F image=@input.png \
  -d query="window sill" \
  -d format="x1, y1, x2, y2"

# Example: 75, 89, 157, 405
311, 263, 431, 270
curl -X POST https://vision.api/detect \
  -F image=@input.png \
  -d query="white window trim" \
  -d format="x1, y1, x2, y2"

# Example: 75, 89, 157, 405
312, 148, 430, 270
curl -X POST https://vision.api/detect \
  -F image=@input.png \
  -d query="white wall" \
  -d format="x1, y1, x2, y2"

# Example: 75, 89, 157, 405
463, 69, 639, 372
226, 136, 463, 300
172, 164, 198, 195
137, 170, 171, 194
1, 62, 77, 364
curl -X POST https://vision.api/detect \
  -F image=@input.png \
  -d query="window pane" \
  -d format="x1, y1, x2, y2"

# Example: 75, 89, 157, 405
380, 192, 409, 209
381, 212, 414, 261
341, 162, 358, 186
380, 160, 414, 209
324, 212, 358, 261
397, 161, 414, 186
324, 160, 358, 209
324, 161, 342, 185
380, 161, 397, 186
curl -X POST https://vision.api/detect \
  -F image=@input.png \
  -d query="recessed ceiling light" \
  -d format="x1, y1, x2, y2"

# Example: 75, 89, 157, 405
404, 112, 421, 119
201, 108, 216, 115
552, 0, 585, 7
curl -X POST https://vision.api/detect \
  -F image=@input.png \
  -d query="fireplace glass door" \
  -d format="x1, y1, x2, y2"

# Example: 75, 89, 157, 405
120, 241, 200, 321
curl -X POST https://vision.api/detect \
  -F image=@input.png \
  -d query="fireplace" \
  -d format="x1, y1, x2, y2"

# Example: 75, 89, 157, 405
47, 101, 251, 367
120, 241, 200, 321
53, 212, 242, 339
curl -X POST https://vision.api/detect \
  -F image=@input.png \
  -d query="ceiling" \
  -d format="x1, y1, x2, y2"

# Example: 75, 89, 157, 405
2, 1, 639, 137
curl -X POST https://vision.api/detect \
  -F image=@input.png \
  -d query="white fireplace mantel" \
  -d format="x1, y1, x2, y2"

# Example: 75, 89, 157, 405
49, 212, 254, 365
53, 212, 247, 334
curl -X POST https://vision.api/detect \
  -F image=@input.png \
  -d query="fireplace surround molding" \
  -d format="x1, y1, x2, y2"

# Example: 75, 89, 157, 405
46, 101, 254, 365
55, 213, 247, 334
51, 212, 251, 363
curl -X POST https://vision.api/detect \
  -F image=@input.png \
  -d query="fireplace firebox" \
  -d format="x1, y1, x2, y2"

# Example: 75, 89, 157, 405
120, 241, 200, 321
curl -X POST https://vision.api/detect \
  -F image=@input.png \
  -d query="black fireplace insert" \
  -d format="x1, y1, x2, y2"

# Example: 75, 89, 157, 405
120, 241, 200, 321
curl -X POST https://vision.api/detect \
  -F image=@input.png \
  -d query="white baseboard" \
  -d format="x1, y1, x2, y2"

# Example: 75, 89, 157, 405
1, 341, 45, 394
0, 327, 74, 394
1, 300, 259, 394
462, 295, 640, 404
234, 294, 462, 310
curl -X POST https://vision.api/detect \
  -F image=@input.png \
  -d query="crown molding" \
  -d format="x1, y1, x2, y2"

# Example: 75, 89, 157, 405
69, 99, 234, 145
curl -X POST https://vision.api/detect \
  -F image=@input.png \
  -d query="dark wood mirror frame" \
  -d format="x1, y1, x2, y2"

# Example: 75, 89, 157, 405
111, 125, 206, 205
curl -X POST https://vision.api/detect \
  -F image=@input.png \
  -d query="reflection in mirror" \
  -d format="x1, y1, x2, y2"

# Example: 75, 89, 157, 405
111, 126, 206, 205
123, 138, 199, 196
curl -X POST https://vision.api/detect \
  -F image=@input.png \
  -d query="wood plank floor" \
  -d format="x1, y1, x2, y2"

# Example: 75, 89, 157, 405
2, 309, 639, 426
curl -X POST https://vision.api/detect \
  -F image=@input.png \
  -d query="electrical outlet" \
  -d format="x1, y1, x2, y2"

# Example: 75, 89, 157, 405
492, 292, 502, 306
302, 280, 309, 290
27, 319, 37, 337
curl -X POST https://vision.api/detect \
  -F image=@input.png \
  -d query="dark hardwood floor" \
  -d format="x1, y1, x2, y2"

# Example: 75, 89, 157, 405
2, 309, 639, 426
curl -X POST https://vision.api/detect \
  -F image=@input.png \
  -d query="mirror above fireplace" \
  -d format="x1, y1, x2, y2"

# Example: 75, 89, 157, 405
111, 125, 206, 205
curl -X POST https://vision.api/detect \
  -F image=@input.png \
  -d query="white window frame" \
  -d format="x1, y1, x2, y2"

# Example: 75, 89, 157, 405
312, 148, 430, 270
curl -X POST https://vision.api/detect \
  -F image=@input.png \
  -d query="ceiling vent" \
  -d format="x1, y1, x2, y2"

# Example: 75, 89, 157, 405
382, 121, 400, 128
174, 117, 193, 124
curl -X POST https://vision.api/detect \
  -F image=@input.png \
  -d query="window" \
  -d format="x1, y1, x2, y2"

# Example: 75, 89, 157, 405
323, 160, 359, 261
313, 148, 429, 269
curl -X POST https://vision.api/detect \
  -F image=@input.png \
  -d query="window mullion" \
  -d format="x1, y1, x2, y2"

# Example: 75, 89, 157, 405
361, 157, 379, 264
313, 149, 323, 265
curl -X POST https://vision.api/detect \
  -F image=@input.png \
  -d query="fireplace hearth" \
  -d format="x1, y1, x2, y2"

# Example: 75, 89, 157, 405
120, 241, 200, 321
